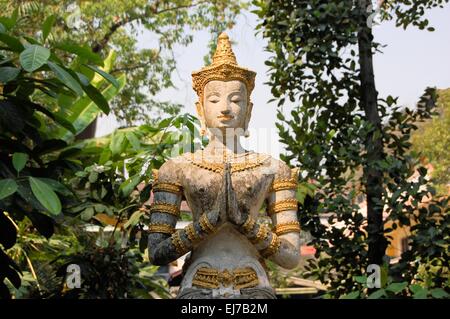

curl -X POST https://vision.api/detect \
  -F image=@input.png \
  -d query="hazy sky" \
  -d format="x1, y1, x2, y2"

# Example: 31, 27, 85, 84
97, 4, 450, 159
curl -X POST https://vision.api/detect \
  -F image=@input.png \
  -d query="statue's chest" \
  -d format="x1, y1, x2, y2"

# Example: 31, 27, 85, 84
181, 165, 273, 214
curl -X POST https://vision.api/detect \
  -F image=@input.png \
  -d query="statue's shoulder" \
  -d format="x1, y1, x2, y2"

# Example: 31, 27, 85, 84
153, 155, 187, 184
258, 153, 299, 181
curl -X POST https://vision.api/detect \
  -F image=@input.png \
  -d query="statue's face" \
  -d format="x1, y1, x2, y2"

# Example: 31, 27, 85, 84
202, 80, 248, 132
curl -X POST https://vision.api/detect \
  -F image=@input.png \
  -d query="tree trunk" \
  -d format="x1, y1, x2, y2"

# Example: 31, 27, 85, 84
357, 0, 388, 266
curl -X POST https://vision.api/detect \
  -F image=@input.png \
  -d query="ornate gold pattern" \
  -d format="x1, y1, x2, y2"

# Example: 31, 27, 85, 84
148, 223, 175, 235
171, 231, 188, 255
268, 199, 298, 216
153, 182, 183, 195
274, 221, 301, 236
199, 214, 215, 234
269, 167, 300, 192
250, 224, 270, 244
186, 223, 201, 243
192, 267, 259, 290
192, 33, 256, 105
260, 233, 281, 258
185, 153, 269, 174
241, 215, 256, 234
150, 202, 180, 217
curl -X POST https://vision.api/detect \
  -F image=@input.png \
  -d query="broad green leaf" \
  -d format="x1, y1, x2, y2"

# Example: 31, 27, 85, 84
0, 66, 20, 83
47, 61, 83, 96
0, 32, 24, 52
29, 177, 61, 215
12, 152, 28, 173
340, 291, 360, 299
19, 45, 51, 72
42, 15, 56, 42
430, 288, 449, 299
51, 73, 126, 140
80, 207, 95, 221
55, 42, 103, 65
110, 132, 126, 156
368, 289, 386, 299
0, 22, 6, 33
37, 178, 73, 196
84, 64, 119, 88
119, 175, 142, 198
126, 132, 141, 150
0, 179, 18, 199
386, 282, 408, 294
82, 84, 110, 114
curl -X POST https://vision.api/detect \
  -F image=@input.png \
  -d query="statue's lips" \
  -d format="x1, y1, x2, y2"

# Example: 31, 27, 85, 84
217, 115, 234, 121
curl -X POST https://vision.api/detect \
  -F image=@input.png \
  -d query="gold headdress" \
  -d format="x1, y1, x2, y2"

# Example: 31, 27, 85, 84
192, 32, 256, 104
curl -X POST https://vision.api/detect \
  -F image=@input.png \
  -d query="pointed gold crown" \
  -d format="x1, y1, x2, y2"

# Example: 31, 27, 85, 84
192, 32, 256, 103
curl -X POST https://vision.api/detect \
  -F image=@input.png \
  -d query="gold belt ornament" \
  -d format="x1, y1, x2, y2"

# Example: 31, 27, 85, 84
192, 267, 259, 290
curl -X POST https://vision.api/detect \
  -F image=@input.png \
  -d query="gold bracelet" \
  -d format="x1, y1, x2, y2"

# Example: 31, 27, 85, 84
250, 224, 270, 244
150, 202, 180, 217
268, 199, 298, 216
274, 221, 301, 236
148, 223, 175, 235
153, 182, 183, 195
199, 214, 215, 234
186, 223, 201, 243
241, 215, 256, 234
171, 231, 188, 255
260, 233, 281, 258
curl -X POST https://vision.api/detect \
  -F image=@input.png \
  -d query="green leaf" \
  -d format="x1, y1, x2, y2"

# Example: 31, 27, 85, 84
80, 207, 95, 221
124, 210, 145, 229
0, 23, 5, 33
430, 288, 449, 299
119, 175, 141, 198
110, 132, 126, 156
368, 289, 387, 299
12, 152, 28, 173
340, 291, 360, 299
0, 32, 25, 52
42, 15, 56, 42
19, 45, 51, 72
386, 282, 408, 294
0, 179, 18, 200
84, 64, 120, 88
82, 84, 110, 114
47, 61, 83, 96
126, 132, 141, 150
29, 177, 62, 215
55, 42, 103, 65
37, 178, 72, 196
0, 66, 20, 83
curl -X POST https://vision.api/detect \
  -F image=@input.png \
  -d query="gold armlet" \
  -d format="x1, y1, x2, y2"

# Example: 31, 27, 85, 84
149, 223, 175, 235
269, 167, 299, 192
241, 215, 256, 234
153, 182, 183, 195
268, 199, 298, 216
274, 221, 301, 236
250, 224, 270, 244
150, 202, 180, 217
199, 214, 216, 234
171, 231, 188, 255
186, 223, 201, 243
260, 233, 281, 258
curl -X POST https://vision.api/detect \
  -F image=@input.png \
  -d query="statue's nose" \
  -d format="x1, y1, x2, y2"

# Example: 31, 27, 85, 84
221, 108, 231, 115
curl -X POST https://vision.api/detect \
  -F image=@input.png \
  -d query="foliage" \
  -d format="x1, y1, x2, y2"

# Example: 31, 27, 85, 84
411, 88, 450, 195
254, 0, 449, 298
1, 0, 248, 125
0, 15, 120, 298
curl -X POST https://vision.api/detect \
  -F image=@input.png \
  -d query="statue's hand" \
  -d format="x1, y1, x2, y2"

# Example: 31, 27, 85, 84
225, 163, 247, 226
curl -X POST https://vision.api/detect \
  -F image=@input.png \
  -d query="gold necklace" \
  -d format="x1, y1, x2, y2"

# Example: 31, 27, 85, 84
185, 151, 270, 174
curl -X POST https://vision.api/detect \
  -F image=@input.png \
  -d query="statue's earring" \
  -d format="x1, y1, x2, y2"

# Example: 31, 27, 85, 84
244, 101, 253, 138
196, 101, 207, 137
244, 129, 250, 138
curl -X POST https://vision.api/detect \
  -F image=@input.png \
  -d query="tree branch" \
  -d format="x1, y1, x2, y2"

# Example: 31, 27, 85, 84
91, 0, 210, 54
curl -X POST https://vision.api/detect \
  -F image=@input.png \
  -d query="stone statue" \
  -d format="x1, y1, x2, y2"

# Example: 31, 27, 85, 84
148, 33, 301, 299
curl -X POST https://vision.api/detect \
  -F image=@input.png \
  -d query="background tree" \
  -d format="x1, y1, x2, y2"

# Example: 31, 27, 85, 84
254, 0, 449, 298
411, 88, 450, 195
1, 0, 247, 135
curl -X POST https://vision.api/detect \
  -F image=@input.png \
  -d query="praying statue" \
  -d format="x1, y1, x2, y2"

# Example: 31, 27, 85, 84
147, 33, 301, 299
